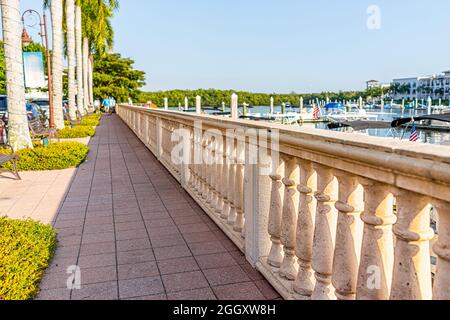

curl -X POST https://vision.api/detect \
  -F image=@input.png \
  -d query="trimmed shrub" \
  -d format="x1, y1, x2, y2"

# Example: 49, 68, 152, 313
65, 113, 102, 127
0, 142, 89, 171
0, 217, 57, 300
58, 126, 95, 139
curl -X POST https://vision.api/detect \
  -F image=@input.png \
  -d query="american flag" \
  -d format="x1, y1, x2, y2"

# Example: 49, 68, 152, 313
409, 123, 419, 142
313, 105, 321, 121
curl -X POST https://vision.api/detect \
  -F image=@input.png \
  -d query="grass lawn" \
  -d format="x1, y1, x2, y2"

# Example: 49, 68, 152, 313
0, 217, 57, 300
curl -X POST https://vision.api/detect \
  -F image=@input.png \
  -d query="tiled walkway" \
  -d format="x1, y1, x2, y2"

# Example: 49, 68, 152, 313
37, 115, 279, 300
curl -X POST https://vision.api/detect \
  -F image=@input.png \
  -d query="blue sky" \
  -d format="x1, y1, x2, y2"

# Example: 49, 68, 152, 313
10, 0, 450, 93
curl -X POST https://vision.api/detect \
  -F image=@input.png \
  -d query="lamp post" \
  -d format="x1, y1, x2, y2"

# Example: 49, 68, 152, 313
22, 9, 54, 130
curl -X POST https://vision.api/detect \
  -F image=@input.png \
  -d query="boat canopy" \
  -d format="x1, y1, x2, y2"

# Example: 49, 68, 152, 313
324, 103, 345, 109
328, 120, 392, 131
391, 114, 450, 127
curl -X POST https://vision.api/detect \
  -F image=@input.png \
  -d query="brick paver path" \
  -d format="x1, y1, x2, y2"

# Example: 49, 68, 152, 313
37, 115, 280, 300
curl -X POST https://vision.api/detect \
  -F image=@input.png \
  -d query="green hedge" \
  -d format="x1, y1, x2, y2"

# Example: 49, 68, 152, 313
58, 126, 95, 139
1, 142, 89, 171
0, 217, 57, 300
65, 113, 102, 127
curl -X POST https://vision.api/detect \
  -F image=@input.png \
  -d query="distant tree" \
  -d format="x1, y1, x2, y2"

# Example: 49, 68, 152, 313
93, 52, 145, 102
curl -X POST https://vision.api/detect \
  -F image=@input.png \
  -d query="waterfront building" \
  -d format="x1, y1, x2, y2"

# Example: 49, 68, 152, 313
392, 70, 450, 101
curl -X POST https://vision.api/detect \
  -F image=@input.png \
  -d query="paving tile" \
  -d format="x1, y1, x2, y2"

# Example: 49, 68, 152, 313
157, 257, 200, 275
188, 241, 227, 256
71, 281, 118, 300
37, 288, 71, 300
80, 242, 116, 256
148, 225, 180, 237
122, 294, 167, 301
115, 221, 146, 231
118, 262, 159, 280
213, 282, 266, 300
183, 231, 218, 244
178, 223, 211, 234
115, 228, 148, 241
117, 249, 155, 265
78, 253, 116, 269
119, 276, 165, 299
254, 280, 281, 300
154, 244, 192, 261
150, 234, 186, 248
228, 250, 248, 265
162, 271, 209, 293
114, 214, 143, 223
117, 238, 151, 252
195, 252, 238, 270
240, 264, 264, 281
82, 232, 115, 245
167, 288, 217, 300
83, 223, 115, 234
144, 218, 175, 228
81, 266, 118, 285
203, 266, 251, 286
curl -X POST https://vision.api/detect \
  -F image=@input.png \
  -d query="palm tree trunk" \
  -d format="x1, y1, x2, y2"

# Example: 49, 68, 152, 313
66, 0, 76, 120
82, 37, 90, 112
50, 0, 64, 129
75, 4, 84, 115
89, 54, 94, 106
1, 0, 32, 150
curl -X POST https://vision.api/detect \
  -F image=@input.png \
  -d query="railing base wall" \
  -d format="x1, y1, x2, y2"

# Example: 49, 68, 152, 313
256, 258, 311, 301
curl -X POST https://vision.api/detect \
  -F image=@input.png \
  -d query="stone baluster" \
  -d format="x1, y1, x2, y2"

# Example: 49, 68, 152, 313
220, 137, 231, 219
279, 156, 300, 280
206, 138, 215, 203
208, 136, 218, 206
390, 190, 434, 300
432, 200, 450, 300
213, 132, 224, 214
294, 160, 317, 297
192, 131, 201, 192
331, 172, 364, 300
201, 137, 209, 200
311, 165, 339, 300
356, 180, 396, 300
267, 154, 285, 268
233, 134, 246, 233
227, 135, 237, 225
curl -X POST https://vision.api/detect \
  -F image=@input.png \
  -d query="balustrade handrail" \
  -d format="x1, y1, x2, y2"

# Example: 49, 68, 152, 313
118, 104, 450, 201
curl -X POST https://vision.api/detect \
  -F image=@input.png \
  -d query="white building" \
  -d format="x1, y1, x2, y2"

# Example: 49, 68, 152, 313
392, 70, 450, 100
366, 80, 390, 90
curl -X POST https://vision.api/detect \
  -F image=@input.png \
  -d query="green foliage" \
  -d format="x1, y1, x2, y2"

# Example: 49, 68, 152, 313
58, 126, 95, 138
93, 52, 146, 103
0, 142, 89, 171
0, 217, 57, 300
138, 88, 388, 107
64, 113, 102, 127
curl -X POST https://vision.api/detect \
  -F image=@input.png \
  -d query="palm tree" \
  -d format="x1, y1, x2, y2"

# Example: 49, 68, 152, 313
1, 0, 32, 150
66, 0, 77, 120
81, 0, 119, 103
44, 0, 65, 129
75, 1, 85, 115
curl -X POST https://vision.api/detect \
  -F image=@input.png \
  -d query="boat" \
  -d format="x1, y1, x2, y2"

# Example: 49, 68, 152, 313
326, 105, 378, 122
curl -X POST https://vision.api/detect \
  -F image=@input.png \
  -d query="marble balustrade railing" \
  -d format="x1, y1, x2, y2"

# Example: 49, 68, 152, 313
117, 105, 450, 300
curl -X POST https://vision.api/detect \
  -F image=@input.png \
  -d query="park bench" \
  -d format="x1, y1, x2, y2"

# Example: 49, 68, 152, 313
28, 119, 58, 141
64, 109, 83, 125
0, 120, 21, 180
